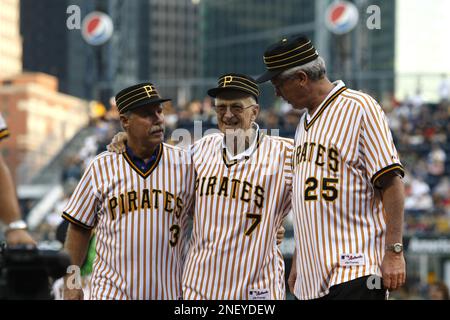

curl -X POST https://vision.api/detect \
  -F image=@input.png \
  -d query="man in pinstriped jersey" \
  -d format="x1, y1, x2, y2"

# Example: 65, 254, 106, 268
182, 74, 294, 300
256, 35, 406, 300
63, 83, 195, 300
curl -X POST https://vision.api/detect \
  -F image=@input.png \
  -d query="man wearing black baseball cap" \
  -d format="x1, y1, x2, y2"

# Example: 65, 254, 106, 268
181, 73, 294, 300
257, 35, 406, 300
256, 35, 333, 113
63, 82, 195, 300
114, 82, 170, 151
206, 73, 261, 155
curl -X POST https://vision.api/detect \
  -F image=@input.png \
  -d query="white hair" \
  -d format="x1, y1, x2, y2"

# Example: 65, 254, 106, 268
278, 56, 327, 81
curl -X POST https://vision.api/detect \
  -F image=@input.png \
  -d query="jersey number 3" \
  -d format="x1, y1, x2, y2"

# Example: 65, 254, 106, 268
169, 224, 180, 247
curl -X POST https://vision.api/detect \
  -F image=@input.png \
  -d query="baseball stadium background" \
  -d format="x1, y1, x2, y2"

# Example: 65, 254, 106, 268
0, 0, 449, 300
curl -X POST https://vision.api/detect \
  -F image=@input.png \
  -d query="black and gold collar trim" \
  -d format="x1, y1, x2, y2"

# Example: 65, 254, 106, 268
222, 131, 264, 168
304, 86, 347, 131
123, 144, 163, 178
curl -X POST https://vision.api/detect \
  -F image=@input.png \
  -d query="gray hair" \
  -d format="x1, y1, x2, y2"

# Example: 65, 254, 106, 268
120, 110, 132, 131
278, 56, 327, 81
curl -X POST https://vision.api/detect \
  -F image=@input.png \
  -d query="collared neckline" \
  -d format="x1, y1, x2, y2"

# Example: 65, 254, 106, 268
123, 143, 163, 178
221, 122, 263, 167
304, 80, 347, 131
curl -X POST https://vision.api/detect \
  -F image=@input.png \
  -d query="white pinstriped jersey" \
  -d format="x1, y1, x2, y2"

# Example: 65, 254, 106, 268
182, 131, 293, 300
62, 143, 195, 300
291, 81, 404, 300
0, 113, 9, 141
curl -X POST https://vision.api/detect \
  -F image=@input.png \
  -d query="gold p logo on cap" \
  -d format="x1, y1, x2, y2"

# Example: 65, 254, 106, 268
223, 76, 233, 87
143, 85, 154, 97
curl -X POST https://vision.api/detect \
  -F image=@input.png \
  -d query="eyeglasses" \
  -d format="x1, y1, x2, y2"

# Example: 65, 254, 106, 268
213, 104, 257, 115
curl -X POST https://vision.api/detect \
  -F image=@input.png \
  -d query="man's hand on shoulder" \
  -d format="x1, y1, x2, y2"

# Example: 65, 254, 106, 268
107, 132, 128, 154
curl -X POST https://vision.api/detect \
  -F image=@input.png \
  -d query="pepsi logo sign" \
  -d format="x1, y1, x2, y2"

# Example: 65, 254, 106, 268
325, 1, 359, 35
81, 11, 114, 46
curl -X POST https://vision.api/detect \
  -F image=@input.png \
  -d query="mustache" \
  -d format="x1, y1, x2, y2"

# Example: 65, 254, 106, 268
149, 125, 165, 133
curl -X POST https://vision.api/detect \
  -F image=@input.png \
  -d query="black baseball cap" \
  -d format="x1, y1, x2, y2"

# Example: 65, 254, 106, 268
207, 73, 260, 101
256, 35, 319, 83
115, 82, 171, 114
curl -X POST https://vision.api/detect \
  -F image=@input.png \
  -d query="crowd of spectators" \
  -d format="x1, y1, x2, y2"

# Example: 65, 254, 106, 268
384, 93, 450, 237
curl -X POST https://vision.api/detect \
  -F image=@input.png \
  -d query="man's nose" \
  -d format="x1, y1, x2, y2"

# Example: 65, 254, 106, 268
223, 106, 234, 117
154, 112, 164, 124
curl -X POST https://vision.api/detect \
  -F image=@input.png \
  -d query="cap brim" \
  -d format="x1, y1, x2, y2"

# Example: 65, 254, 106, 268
123, 98, 171, 113
208, 87, 241, 98
255, 69, 283, 83
207, 87, 223, 98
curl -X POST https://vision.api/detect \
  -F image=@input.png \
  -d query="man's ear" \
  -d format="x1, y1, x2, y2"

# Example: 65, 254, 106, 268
120, 114, 129, 131
296, 71, 308, 86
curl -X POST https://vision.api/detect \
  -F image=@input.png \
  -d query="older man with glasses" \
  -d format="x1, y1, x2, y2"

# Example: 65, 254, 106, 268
181, 73, 294, 300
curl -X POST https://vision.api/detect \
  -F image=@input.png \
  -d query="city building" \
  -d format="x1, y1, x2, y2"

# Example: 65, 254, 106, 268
20, 0, 200, 106
0, 0, 22, 78
0, 73, 89, 184
199, 0, 316, 106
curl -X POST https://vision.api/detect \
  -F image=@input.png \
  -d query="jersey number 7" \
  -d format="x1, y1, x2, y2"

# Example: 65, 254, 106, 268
245, 213, 261, 236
